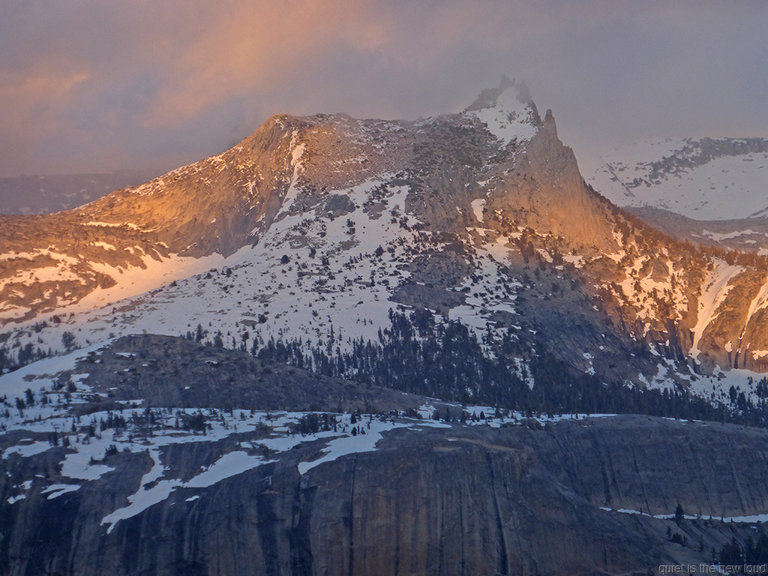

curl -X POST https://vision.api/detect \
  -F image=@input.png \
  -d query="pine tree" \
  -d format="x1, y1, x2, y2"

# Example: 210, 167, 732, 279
675, 502, 685, 525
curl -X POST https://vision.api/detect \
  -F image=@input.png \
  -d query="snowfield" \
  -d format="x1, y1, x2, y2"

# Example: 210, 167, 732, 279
589, 137, 768, 221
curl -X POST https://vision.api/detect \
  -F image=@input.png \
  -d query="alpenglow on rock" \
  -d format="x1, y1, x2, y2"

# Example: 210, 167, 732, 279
2, 77, 768, 410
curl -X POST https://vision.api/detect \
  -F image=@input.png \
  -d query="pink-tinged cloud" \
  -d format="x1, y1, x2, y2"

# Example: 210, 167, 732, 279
0, 66, 90, 172
142, 0, 395, 127
0, 0, 765, 177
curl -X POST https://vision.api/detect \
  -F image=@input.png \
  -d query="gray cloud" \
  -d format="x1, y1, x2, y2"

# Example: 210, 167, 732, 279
1, 0, 766, 177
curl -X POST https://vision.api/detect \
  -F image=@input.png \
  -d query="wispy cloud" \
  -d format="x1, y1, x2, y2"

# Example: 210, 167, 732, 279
141, 0, 394, 127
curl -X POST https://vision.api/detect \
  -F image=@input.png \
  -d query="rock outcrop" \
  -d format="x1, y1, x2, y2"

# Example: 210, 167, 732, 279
3, 414, 768, 576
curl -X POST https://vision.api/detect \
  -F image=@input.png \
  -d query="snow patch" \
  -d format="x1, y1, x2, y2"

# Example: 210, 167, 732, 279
589, 138, 768, 221
42, 483, 81, 500
601, 506, 768, 524
471, 199, 486, 223
2, 441, 52, 459
466, 87, 538, 146
690, 261, 743, 360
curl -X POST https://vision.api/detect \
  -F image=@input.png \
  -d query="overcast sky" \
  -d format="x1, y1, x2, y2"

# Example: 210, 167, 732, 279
1, 0, 766, 178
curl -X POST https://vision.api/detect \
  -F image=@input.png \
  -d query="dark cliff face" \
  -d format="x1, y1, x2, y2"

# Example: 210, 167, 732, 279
3, 415, 768, 576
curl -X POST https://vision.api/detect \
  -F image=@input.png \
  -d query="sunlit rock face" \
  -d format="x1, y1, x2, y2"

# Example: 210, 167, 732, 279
1, 78, 768, 405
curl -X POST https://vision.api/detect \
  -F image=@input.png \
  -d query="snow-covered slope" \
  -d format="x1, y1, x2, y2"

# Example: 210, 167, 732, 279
5, 80, 768, 419
589, 137, 768, 221
0, 78, 544, 363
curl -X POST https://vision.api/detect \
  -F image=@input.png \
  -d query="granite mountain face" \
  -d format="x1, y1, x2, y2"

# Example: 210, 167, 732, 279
2, 79, 768, 397
4, 80, 768, 575
3, 335, 768, 576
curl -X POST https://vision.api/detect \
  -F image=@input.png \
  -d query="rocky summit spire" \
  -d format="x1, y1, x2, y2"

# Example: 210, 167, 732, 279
463, 76, 541, 146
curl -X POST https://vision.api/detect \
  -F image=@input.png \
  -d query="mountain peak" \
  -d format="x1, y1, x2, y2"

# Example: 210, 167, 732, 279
463, 77, 541, 146
4, 80, 768, 389
465, 76, 530, 110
